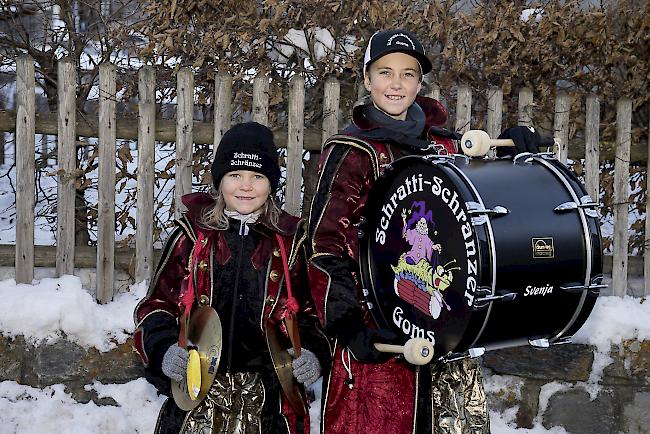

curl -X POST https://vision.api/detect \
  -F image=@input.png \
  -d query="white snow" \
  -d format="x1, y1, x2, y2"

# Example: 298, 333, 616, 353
0, 276, 147, 351
0, 379, 164, 434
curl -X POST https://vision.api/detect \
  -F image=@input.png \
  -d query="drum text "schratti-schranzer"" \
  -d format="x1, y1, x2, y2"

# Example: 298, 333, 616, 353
375, 172, 479, 308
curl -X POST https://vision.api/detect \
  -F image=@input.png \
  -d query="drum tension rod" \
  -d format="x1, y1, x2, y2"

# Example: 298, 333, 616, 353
554, 201, 599, 213
529, 336, 573, 348
441, 347, 486, 363
560, 283, 608, 294
467, 206, 509, 216
474, 292, 517, 304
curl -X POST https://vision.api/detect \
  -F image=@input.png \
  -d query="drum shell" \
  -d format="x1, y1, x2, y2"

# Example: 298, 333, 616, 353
453, 157, 601, 351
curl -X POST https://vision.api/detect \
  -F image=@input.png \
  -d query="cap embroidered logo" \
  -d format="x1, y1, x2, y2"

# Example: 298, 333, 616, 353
386, 33, 416, 50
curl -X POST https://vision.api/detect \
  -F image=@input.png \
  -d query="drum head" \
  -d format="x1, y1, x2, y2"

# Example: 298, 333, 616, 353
360, 156, 481, 356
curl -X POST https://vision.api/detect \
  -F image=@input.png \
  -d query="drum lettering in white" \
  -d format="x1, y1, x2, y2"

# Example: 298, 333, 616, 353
524, 284, 554, 297
392, 306, 436, 344
376, 174, 425, 245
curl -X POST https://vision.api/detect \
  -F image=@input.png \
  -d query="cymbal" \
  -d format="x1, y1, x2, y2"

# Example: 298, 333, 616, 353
266, 322, 307, 416
172, 306, 222, 411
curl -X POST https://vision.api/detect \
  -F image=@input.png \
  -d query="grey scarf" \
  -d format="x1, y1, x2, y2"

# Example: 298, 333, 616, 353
345, 102, 430, 150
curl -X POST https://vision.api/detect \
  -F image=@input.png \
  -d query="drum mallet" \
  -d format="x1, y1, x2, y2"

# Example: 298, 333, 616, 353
460, 130, 514, 157
374, 338, 434, 365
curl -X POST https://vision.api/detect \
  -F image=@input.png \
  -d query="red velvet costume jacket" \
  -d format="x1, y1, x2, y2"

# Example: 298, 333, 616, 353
307, 96, 488, 434
134, 192, 328, 434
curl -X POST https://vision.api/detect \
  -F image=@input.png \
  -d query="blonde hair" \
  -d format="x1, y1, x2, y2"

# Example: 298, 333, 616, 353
200, 188, 283, 231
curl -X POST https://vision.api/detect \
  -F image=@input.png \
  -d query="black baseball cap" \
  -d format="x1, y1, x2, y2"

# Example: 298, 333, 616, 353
363, 29, 432, 76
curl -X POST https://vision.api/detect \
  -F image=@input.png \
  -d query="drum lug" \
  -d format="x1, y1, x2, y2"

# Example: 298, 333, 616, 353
528, 338, 550, 348
441, 347, 486, 363
467, 205, 509, 216
554, 201, 579, 212
554, 196, 599, 215
466, 202, 508, 226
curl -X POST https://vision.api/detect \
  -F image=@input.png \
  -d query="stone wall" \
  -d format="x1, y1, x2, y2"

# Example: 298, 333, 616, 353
483, 340, 650, 433
2, 334, 649, 432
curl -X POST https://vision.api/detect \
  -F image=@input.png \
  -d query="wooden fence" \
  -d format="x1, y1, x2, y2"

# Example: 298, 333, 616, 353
8, 54, 650, 302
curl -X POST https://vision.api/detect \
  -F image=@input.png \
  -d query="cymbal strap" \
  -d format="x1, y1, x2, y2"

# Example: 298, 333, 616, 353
274, 233, 302, 356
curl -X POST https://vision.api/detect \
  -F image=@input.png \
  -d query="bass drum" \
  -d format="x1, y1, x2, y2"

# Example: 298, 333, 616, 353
358, 154, 603, 360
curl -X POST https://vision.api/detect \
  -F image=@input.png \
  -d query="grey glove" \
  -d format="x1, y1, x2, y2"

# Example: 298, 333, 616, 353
287, 348, 321, 386
161, 343, 188, 383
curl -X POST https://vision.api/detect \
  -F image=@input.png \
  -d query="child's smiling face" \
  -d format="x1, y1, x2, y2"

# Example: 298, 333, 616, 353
364, 52, 422, 121
221, 170, 271, 215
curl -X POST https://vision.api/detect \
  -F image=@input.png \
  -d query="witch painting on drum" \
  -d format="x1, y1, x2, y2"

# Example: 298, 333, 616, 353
307, 27, 544, 434
393, 201, 459, 320
133, 122, 329, 434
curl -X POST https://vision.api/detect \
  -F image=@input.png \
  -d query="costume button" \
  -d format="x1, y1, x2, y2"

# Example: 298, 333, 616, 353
266, 295, 276, 305
199, 295, 209, 306
198, 260, 208, 271
273, 249, 281, 258
200, 238, 208, 246
270, 270, 281, 282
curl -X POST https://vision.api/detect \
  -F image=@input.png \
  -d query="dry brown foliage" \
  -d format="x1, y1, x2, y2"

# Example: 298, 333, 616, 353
137, 0, 648, 131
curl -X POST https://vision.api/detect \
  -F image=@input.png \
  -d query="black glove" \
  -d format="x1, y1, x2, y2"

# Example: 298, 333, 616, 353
344, 328, 400, 363
497, 125, 542, 157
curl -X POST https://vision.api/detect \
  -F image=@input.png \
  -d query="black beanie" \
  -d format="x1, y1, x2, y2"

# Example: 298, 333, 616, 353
211, 122, 281, 192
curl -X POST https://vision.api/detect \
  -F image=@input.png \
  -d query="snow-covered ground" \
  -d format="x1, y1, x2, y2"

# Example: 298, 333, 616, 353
0, 274, 648, 433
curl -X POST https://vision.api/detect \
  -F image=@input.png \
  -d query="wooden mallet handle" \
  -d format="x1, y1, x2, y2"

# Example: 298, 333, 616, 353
374, 338, 434, 365
461, 130, 514, 157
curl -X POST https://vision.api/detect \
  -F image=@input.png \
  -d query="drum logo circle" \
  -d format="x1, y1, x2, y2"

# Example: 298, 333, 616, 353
368, 165, 478, 351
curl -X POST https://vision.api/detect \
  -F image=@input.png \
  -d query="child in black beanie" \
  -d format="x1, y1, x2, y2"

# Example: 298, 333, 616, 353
134, 122, 328, 434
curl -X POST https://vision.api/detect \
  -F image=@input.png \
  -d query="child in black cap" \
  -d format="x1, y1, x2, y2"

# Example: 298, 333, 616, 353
134, 122, 328, 434
307, 28, 540, 434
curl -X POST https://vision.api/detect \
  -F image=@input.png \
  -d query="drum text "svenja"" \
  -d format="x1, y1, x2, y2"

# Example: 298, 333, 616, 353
523, 284, 554, 297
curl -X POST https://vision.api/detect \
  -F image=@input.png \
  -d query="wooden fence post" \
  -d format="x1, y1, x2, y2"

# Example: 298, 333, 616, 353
97, 62, 116, 303
455, 83, 472, 134
252, 74, 269, 126
584, 95, 600, 205
321, 76, 340, 145
135, 66, 156, 284
175, 67, 193, 219
612, 97, 632, 297
643, 113, 650, 297
302, 76, 339, 218
518, 87, 534, 127
213, 72, 232, 155
486, 86, 503, 140
56, 58, 77, 277
425, 75, 440, 101
285, 74, 305, 216
15, 55, 35, 284
554, 90, 571, 163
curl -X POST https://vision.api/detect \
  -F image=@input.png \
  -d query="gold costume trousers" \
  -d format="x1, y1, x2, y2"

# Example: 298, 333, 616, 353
180, 372, 265, 434
430, 358, 490, 434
